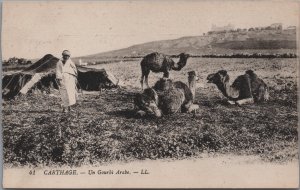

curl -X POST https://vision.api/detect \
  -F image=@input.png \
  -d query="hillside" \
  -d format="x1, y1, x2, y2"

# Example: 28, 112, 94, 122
77, 29, 296, 61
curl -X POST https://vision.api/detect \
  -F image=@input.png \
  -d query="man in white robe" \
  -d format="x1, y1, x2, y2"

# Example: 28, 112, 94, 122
56, 50, 78, 112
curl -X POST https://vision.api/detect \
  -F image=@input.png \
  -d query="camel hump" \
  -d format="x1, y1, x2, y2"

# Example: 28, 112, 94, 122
153, 78, 173, 91
140, 52, 169, 67
158, 89, 185, 114
245, 69, 258, 79
173, 81, 193, 102
245, 69, 255, 75
232, 74, 250, 89
218, 70, 228, 76
142, 52, 166, 61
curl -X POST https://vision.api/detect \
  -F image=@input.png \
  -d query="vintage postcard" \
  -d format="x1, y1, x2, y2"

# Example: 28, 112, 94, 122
2, 0, 299, 188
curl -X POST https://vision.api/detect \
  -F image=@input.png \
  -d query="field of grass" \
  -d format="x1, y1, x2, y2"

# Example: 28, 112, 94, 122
3, 58, 298, 167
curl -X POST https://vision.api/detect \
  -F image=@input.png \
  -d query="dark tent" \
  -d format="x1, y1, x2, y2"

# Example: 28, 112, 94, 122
2, 54, 120, 100
23, 54, 59, 72
77, 66, 119, 90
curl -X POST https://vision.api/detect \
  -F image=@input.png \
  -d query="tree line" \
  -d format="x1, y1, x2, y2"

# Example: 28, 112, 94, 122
199, 53, 297, 58
3, 57, 32, 66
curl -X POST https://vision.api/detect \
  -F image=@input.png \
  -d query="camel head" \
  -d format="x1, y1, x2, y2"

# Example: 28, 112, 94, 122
135, 88, 162, 117
174, 53, 190, 70
188, 71, 199, 82
207, 70, 229, 85
245, 69, 255, 75
179, 52, 190, 60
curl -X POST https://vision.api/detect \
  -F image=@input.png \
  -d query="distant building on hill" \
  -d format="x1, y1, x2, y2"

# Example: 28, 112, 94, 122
254, 27, 264, 31
270, 23, 283, 30
286, 26, 296, 30
211, 23, 235, 32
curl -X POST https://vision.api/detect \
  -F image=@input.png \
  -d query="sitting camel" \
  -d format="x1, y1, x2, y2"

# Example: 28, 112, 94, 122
140, 52, 190, 90
135, 71, 199, 117
207, 70, 269, 105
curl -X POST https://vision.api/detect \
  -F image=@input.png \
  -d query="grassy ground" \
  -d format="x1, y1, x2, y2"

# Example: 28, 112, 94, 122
3, 58, 298, 167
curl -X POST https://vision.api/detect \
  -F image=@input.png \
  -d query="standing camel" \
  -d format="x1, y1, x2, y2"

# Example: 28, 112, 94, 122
140, 52, 190, 90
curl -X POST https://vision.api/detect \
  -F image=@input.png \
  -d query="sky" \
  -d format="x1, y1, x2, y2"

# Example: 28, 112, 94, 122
2, 0, 299, 60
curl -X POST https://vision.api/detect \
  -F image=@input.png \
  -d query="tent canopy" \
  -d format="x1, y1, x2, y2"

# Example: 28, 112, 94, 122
2, 54, 120, 100
23, 54, 59, 73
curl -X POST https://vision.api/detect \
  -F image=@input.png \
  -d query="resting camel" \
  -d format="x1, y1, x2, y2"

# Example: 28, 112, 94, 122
207, 70, 269, 105
140, 52, 190, 90
135, 71, 199, 117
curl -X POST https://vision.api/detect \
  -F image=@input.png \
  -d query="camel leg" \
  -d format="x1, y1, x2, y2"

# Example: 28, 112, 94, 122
236, 98, 254, 105
258, 85, 269, 102
145, 74, 150, 89
141, 67, 150, 90
184, 101, 199, 113
144, 76, 149, 89
263, 87, 269, 101
136, 110, 147, 117
140, 74, 144, 90
187, 104, 199, 113
228, 100, 236, 105
141, 69, 150, 89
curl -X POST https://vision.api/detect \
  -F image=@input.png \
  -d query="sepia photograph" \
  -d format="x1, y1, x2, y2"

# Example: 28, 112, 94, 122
1, 0, 299, 188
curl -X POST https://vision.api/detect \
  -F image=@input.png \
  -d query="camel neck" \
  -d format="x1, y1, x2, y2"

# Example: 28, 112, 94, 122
188, 78, 196, 101
178, 58, 187, 67
172, 57, 187, 71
